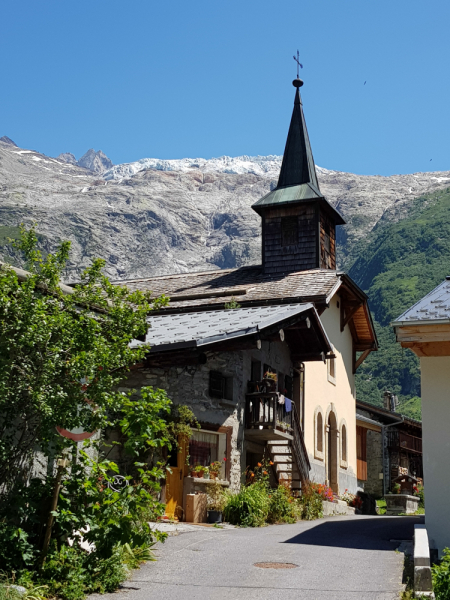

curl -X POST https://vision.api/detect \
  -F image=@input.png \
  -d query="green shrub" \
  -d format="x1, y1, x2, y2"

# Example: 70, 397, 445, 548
417, 484, 425, 509
267, 485, 300, 524
299, 483, 323, 520
224, 482, 271, 527
432, 547, 450, 600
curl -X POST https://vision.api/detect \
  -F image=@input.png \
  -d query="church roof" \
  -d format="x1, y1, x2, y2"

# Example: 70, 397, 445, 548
133, 303, 331, 355
252, 81, 345, 225
112, 265, 377, 351
114, 266, 340, 310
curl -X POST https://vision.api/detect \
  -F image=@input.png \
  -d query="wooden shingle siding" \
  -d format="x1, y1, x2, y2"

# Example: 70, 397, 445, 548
319, 211, 336, 270
263, 203, 318, 275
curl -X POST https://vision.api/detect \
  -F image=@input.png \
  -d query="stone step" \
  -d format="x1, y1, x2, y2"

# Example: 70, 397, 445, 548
267, 439, 290, 446
276, 464, 300, 475
268, 445, 292, 454
272, 456, 294, 464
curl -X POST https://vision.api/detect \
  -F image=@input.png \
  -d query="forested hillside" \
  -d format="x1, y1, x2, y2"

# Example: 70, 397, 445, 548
349, 187, 450, 419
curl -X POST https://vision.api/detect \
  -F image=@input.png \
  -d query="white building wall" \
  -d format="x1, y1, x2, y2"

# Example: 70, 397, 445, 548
420, 356, 450, 555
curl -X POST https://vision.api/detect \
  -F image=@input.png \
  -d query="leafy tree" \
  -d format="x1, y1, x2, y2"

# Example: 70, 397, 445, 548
0, 227, 196, 596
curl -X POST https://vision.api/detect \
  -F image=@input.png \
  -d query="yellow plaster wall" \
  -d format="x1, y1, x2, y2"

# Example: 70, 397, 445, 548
303, 294, 357, 490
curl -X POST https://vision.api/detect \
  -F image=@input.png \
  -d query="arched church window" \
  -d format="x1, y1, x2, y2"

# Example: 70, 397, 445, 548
342, 424, 347, 462
340, 420, 348, 468
314, 407, 324, 460
317, 412, 323, 452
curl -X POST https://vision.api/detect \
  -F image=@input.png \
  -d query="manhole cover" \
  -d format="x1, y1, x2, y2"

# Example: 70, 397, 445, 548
254, 562, 298, 569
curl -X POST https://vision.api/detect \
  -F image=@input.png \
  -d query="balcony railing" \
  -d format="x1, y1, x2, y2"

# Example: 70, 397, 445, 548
387, 430, 422, 454
245, 383, 310, 483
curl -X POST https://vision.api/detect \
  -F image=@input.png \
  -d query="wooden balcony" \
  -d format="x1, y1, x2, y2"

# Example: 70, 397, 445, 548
387, 431, 422, 454
245, 385, 310, 483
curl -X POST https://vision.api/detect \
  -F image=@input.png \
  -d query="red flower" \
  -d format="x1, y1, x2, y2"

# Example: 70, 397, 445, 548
223, 457, 227, 461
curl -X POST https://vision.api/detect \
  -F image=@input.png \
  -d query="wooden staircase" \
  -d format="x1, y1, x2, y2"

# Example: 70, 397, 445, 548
245, 385, 310, 491
267, 439, 302, 491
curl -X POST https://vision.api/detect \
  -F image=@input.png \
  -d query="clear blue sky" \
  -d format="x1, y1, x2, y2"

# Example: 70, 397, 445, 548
1, 0, 449, 175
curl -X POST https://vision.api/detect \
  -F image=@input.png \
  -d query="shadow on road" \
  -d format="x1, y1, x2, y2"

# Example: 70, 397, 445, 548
283, 516, 423, 550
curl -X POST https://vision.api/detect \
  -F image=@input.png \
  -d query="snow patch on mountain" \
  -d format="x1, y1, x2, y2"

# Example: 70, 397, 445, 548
103, 154, 330, 181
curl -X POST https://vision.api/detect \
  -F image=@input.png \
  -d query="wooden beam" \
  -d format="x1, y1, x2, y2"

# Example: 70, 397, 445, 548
356, 419, 382, 433
353, 348, 371, 373
400, 341, 450, 357
341, 301, 362, 332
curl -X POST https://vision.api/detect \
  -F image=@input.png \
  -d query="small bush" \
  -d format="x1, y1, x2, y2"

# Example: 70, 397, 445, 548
224, 482, 270, 527
417, 484, 425, 509
267, 485, 301, 524
299, 483, 324, 520
432, 547, 450, 600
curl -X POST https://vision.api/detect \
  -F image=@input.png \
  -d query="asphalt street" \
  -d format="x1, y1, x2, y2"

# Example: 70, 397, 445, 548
90, 515, 421, 600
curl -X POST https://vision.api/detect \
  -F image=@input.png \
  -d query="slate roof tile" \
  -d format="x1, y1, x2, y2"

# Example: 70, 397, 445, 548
133, 303, 327, 351
113, 265, 340, 310
393, 278, 450, 324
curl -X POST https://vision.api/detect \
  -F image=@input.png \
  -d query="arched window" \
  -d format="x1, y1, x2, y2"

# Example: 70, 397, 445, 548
317, 413, 323, 452
342, 425, 347, 462
340, 420, 348, 468
314, 407, 324, 460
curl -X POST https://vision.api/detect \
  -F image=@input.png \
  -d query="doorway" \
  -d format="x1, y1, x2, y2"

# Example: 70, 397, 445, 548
327, 411, 339, 494
165, 436, 188, 520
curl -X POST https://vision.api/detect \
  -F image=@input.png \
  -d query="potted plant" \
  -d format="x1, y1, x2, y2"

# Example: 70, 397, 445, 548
192, 465, 206, 478
206, 481, 228, 523
393, 482, 401, 494
209, 461, 222, 480
263, 371, 277, 391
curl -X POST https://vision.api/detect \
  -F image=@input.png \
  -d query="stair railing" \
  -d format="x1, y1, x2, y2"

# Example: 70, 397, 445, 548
290, 402, 311, 484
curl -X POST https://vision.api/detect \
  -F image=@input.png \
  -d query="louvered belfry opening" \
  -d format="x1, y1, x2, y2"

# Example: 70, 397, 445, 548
252, 78, 345, 276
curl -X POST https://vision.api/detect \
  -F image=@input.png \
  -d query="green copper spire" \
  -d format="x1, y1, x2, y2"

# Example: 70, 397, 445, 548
252, 78, 344, 225
277, 81, 320, 191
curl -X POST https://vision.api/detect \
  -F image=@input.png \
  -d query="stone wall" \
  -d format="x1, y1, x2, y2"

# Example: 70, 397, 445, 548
363, 429, 384, 497
121, 350, 244, 490
121, 339, 295, 492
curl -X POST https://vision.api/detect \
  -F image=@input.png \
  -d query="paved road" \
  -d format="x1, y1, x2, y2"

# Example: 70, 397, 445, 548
92, 515, 421, 600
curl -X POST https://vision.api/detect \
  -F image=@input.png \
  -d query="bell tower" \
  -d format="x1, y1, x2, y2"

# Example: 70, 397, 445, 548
252, 77, 345, 276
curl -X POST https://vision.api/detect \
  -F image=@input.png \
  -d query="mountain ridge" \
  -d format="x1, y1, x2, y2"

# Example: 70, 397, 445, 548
1, 137, 449, 282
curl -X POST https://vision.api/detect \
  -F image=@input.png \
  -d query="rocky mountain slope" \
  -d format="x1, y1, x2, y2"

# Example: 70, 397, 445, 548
1, 137, 449, 282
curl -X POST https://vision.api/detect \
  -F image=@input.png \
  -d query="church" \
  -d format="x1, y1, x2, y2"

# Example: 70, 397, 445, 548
116, 74, 378, 518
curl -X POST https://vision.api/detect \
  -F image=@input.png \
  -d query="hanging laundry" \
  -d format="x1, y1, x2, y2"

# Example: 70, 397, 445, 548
278, 394, 285, 405
284, 397, 292, 412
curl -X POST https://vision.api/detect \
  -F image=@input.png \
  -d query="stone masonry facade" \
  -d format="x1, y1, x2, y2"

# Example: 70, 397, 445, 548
120, 339, 294, 491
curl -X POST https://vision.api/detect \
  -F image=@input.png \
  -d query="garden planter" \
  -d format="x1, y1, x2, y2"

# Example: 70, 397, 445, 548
385, 494, 419, 515
190, 471, 197, 477
207, 510, 223, 524
210, 472, 218, 480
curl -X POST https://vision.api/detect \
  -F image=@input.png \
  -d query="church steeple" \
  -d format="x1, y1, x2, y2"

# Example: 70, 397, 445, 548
252, 77, 345, 276
276, 78, 321, 193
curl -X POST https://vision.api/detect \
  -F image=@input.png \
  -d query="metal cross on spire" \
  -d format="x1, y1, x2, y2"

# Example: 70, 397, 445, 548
293, 50, 303, 79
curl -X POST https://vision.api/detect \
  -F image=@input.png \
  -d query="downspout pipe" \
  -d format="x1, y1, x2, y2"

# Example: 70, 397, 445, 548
382, 416, 404, 496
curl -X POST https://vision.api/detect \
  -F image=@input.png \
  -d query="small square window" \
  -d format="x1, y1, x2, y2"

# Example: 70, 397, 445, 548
209, 371, 233, 400
209, 371, 224, 398
281, 217, 298, 247
327, 357, 336, 385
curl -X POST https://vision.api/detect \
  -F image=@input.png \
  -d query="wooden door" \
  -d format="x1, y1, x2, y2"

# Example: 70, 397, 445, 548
165, 436, 188, 520
356, 426, 367, 481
